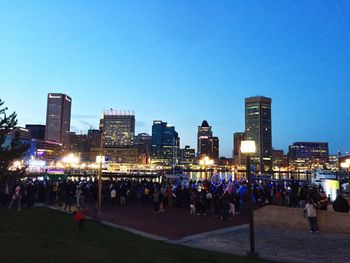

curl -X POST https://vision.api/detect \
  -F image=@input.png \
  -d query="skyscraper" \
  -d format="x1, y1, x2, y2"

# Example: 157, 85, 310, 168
233, 132, 245, 165
45, 93, 72, 151
87, 129, 101, 151
197, 120, 219, 162
245, 96, 272, 172
151, 120, 179, 165
99, 109, 135, 148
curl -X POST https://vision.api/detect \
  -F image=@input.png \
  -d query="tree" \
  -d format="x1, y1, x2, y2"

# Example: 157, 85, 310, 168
0, 99, 30, 181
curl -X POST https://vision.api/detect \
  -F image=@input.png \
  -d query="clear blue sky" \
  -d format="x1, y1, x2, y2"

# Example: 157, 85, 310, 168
1, 1, 350, 156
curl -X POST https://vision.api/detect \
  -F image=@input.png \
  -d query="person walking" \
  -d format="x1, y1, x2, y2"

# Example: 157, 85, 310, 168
304, 198, 319, 233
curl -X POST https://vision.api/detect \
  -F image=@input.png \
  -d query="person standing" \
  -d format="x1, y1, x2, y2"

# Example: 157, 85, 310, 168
8, 183, 22, 212
110, 188, 116, 206
120, 184, 127, 206
304, 198, 319, 233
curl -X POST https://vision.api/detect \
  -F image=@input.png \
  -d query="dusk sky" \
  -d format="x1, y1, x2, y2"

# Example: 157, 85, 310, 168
1, 1, 350, 157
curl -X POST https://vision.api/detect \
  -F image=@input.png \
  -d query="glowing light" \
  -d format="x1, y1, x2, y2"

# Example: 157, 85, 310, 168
62, 153, 80, 165
96, 156, 105, 164
340, 162, 349, 168
199, 156, 214, 166
240, 140, 256, 154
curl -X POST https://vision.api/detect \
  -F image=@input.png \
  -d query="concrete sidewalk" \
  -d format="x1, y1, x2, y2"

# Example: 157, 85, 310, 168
177, 226, 350, 263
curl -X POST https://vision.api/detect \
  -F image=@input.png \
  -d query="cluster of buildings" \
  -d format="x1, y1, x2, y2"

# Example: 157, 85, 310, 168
8, 93, 341, 172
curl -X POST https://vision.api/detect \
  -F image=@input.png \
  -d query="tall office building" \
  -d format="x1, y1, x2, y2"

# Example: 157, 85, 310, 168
45, 93, 72, 151
233, 132, 245, 165
180, 145, 196, 165
151, 120, 179, 165
288, 142, 329, 169
99, 109, 135, 148
87, 129, 101, 151
245, 96, 272, 172
69, 132, 88, 154
197, 120, 219, 161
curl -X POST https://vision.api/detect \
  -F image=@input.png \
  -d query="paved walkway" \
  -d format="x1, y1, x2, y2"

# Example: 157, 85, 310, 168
177, 226, 350, 263
85, 202, 248, 240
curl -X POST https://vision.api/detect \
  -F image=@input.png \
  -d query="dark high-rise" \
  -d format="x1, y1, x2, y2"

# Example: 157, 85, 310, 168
245, 96, 272, 172
151, 120, 179, 165
197, 120, 219, 162
100, 110, 135, 147
45, 93, 72, 152
87, 129, 101, 151
69, 132, 88, 154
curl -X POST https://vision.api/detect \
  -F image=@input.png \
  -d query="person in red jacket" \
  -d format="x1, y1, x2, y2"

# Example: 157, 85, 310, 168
73, 208, 86, 230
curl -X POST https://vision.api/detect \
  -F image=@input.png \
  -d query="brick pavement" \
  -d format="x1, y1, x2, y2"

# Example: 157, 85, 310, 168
87, 201, 248, 240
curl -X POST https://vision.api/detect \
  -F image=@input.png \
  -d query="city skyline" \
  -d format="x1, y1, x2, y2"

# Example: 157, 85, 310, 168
1, 2, 350, 156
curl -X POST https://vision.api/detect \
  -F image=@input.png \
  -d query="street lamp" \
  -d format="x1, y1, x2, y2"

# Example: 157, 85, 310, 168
240, 140, 258, 257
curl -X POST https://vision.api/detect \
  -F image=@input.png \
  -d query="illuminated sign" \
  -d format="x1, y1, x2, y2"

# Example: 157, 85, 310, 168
49, 94, 62, 99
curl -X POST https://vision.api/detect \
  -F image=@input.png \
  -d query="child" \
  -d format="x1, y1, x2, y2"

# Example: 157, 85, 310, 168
73, 208, 86, 231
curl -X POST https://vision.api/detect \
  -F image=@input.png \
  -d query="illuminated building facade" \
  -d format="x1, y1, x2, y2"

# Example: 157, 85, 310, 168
197, 120, 219, 162
272, 149, 289, 169
245, 96, 272, 172
288, 142, 329, 169
90, 146, 142, 164
100, 109, 135, 147
180, 145, 196, 165
28, 139, 62, 162
151, 120, 179, 165
45, 93, 72, 152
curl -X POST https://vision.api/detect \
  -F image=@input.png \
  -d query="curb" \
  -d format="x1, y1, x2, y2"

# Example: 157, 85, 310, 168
169, 224, 249, 244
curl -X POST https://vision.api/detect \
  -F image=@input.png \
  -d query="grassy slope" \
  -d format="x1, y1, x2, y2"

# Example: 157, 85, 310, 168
0, 207, 268, 263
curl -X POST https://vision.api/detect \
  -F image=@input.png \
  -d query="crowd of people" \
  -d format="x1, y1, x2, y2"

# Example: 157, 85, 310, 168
1, 176, 349, 220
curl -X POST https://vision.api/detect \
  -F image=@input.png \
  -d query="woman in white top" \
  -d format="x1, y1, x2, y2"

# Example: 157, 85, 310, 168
304, 198, 319, 233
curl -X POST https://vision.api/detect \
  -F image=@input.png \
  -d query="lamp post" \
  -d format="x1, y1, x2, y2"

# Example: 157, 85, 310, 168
240, 140, 258, 257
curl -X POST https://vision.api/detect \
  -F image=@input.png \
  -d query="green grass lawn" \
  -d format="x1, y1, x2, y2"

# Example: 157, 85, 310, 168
0, 207, 269, 263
